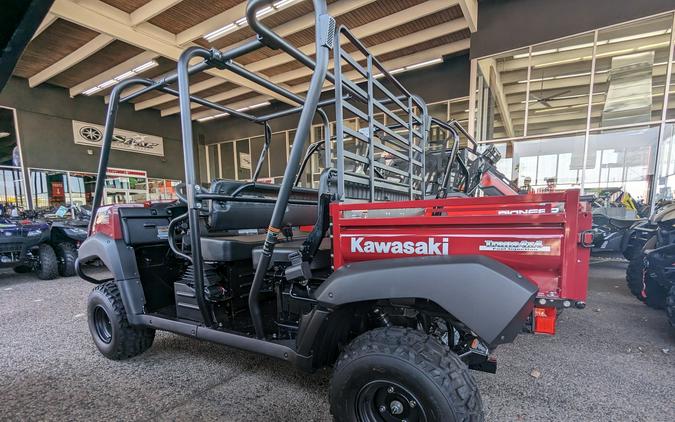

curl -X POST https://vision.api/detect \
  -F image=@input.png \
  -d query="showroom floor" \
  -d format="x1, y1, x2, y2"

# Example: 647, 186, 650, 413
0, 261, 673, 421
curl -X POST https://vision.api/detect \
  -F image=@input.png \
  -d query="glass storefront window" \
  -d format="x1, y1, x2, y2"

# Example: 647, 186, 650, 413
585, 125, 659, 202
148, 178, 180, 201
527, 33, 595, 135
653, 123, 675, 202
509, 133, 585, 192
473, 11, 675, 212
68, 172, 96, 207
236, 139, 251, 180
206, 144, 219, 180
31, 170, 69, 210
667, 36, 675, 121
249, 135, 270, 180
220, 142, 235, 179
476, 48, 528, 140
591, 15, 672, 129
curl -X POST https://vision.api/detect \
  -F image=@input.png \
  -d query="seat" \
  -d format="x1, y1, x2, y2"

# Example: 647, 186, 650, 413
252, 237, 331, 270
208, 179, 319, 231
200, 234, 267, 262
609, 217, 638, 229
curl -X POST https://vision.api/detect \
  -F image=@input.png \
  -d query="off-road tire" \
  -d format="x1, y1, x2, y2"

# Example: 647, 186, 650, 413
330, 327, 483, 422
36, 243, 59, 280
622, 233, 645, 261
644, 275, 667, 310
87, 281, 155, 360
55, 242, 78, 277
666, 284, 675, 328
626, 254, 647, 301
13, 265, 31, 273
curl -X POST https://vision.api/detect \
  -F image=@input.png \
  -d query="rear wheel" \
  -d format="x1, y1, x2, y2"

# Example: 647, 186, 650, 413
626, 254, 647, 301
330, 327, 483, 422
87, 281, 155, 360
55, 242, 77, 277
666, 284, 675, 328
35, 243, 59, 280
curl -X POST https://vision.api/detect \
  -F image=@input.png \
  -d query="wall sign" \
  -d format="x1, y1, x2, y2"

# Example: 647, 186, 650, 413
72, 120, 164, 157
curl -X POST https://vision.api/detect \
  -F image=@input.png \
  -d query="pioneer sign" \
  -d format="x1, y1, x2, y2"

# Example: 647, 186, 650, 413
72, 120, 164, 156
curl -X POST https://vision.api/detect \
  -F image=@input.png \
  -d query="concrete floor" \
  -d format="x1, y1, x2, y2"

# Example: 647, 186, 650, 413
0, 262, 673, 421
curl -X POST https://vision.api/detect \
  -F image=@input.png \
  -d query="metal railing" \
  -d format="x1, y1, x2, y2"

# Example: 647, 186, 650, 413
334, 26, 428, 202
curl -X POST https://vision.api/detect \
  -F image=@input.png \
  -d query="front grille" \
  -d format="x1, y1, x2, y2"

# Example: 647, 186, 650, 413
0, 243, 23, 254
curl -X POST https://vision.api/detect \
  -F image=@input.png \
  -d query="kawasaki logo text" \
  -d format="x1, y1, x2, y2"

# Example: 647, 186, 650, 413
350, 237, 449, 255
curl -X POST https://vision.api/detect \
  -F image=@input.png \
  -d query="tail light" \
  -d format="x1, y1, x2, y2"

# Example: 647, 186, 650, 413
533, 306, 556, 335
90, 206, 123, 240
579, 230, 595, 248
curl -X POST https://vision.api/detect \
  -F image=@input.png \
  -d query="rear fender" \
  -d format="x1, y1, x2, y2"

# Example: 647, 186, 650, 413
313, 255, 537, 346
76, 233, 146, 322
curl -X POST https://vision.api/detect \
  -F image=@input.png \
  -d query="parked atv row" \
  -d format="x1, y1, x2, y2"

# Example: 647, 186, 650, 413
1, 205, 90, 280
624, 202, 675, 328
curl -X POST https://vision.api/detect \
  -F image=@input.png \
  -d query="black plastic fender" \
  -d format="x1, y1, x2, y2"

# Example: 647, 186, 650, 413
75, 233, 146, 322
313, 255, 538, 346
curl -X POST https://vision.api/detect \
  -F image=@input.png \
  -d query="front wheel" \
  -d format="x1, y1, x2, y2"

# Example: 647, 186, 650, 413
87, 281, 155, 360
330, 327, 483, 422
36, 243, 59, 280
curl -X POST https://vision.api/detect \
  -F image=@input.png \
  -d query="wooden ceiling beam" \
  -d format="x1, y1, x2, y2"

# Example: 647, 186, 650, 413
162, 19, 468, 116
51, 0, 298, 105
29, 33, 114, 87
31, 14, 57, 40
137, 0, 377, 109
141, 0, 455, 111
130, 0, 184, 26
457, 0, 478, 32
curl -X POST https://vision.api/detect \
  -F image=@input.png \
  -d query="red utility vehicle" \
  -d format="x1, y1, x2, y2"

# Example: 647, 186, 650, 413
75, 1, 591, 420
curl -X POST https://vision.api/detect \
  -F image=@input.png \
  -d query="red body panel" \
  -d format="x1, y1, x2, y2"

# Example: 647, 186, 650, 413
331, 190, 591, 303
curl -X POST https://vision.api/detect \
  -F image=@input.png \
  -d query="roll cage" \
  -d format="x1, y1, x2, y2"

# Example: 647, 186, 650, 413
88, 0, 444, 339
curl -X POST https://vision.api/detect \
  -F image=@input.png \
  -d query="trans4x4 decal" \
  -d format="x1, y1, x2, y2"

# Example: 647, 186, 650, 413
350, 237, 449, 255
479, 240, 551, 252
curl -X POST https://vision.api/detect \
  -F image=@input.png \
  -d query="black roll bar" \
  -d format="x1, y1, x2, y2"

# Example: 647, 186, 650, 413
247, 0, 333, 339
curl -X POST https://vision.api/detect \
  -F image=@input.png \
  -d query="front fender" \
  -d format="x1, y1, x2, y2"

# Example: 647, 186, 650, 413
314, 255, 538, 346
75, 233, 146, 322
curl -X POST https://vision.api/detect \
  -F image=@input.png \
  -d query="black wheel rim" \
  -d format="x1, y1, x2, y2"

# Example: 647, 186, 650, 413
356, 380, 427, 422
93, 305, 113, 344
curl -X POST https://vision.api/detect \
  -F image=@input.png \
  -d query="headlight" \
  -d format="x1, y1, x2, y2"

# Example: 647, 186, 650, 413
27, 229, 43, 237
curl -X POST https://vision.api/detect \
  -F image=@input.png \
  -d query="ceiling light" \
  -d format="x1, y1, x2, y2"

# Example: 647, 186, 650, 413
97, 79, 118, 89
114, 71, 136, 81
198, 112, 229, 122
203, 0, 300, 42
256, 6, 274, 17
237, 101, 270, 111
204, 23, 237, 41
82, 86, 102, 96
405, 58, 442, 70
81, 60, 158, 96
132, 61, 158, 73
